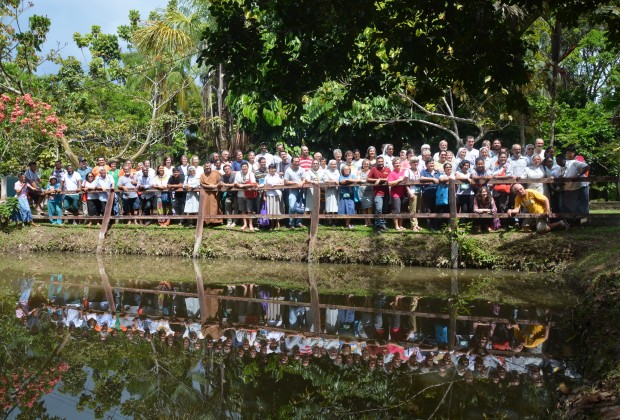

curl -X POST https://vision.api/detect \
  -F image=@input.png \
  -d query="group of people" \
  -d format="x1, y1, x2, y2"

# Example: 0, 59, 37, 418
11, 137, 590, 234
14, 276, 571, 386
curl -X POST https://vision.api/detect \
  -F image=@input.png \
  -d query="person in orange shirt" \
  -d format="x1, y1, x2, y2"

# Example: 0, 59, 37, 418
118, 160, 136, 178
91, 156, 110, 178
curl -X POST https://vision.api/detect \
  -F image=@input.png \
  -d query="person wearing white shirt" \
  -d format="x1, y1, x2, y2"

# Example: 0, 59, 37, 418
137, 166, 156, 222
562, 146, 590, 216
256, 142, 275, 167
479, 147, 495, 171
520, 155, 545, 195
190, 156, 204, 177
464, 135, 479, 165
303, 159, 323, 213
263, 164, 285, 229
94, 168, 115, 203
379, 143, 395, 169
177, 155, 190, 176
433, 139, 449, 161
143, 159, 156, 177
534, 138, 546, 159
62, 164, 82, 216
506, 144, 529, 178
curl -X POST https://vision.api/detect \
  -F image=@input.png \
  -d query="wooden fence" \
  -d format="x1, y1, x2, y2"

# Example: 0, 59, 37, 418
22, 176, 618, 256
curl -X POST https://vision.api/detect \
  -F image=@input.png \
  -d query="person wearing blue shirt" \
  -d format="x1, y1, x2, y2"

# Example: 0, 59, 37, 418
45, 175, 64, 224
420, 159, 442, 231
338, 165, 357, 228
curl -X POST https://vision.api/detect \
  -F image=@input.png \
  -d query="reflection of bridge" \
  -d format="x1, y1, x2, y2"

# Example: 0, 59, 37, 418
36, 257, 558, 359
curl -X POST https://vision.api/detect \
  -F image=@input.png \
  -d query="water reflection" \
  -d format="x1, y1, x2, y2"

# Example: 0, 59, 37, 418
1, 259, 580, 418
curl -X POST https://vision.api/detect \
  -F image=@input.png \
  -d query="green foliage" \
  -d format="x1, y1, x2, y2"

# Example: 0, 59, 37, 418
443, 220, 498, 268
0, 196, 18, 230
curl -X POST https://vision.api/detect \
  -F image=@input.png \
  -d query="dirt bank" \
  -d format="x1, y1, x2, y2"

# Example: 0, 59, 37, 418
2, 224, 620, 274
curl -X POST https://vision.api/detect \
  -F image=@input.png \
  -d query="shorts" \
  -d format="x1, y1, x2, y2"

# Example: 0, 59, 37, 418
237, 196, 255, 213
122, 197, 138, 213
523, 218, 548, 233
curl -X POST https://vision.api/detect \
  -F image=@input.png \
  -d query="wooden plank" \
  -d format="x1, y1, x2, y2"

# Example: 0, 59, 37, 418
97, 255, 116, 313
308, 183, 321, 261
448, 179, 457, 230
44, 281, 200, 298
192, 190, 206, 258
193, 259, 208, 323
307, 184, 322, 333
96, 191, 115, 254
39, 280, 554, 326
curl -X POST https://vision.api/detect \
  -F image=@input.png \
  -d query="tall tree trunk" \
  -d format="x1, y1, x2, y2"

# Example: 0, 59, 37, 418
549, 20, 561, 147
217, 63, 227, 150
520, 113, 526, 146
202, 69, 216, 151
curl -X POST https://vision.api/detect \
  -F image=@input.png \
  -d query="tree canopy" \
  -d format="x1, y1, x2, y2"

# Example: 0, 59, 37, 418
0, 0, 617, 176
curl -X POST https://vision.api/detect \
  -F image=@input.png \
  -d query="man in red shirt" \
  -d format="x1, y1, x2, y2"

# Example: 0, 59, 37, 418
367, 156, 391, 233
299, 145, 312, 172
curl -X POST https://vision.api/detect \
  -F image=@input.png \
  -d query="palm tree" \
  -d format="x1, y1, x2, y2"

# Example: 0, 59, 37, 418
126, 0, 209, 160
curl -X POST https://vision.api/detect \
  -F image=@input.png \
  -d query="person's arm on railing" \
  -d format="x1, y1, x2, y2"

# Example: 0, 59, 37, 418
455, 171, 472, 184
418, 175, 439, 184
387, 174, 405, 187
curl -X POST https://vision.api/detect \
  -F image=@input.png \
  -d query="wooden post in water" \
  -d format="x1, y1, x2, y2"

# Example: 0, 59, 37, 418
448, 270, 458, 351
96, 191, 115, 254
307, 184, 322, 334
448, 179, 459, 351
97, 254, 116, 313
193, 190, 206, 258
193, 259, 208, 323
308, 184, 321, 259
448, 179, 458, 269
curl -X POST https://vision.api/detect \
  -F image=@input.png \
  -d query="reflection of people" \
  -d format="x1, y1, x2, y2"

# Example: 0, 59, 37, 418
511, 323, 551, 354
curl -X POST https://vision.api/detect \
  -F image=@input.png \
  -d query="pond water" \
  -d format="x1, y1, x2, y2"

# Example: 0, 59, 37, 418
1, 254, 580, 418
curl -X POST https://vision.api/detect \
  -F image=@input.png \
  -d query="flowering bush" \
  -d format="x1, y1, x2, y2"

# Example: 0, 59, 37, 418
0, 93, 67, 173
0, 362, 70, 411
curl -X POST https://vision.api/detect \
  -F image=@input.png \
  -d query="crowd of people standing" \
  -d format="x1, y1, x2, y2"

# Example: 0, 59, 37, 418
10, 136, 590, 234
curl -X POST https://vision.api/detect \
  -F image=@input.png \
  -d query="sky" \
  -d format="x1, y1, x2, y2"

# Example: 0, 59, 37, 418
22, 0, 168, 74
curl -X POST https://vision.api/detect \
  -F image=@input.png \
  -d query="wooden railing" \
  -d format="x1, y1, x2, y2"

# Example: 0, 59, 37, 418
22, 176, 620, 257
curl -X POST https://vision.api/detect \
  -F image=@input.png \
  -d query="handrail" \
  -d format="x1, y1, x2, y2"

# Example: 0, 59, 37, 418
17, 175, 620, 258
39, 175, 620, 195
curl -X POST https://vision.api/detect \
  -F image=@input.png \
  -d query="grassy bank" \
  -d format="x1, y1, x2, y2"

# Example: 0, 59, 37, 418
2, 224, 620, 273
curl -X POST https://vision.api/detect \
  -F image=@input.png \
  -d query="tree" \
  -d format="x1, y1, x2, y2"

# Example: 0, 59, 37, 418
0, 0, 54, 95
0, 93, 68, 173
202, 0, 532, 148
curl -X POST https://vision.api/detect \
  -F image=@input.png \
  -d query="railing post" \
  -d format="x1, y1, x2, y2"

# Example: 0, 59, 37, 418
96, 190, 115, 254
448, 179, 458, 269
448, 270, 458, 351
97, 254, 116, 313
0, 175, 7, 200
192, 189, 206, 258
193, 259, 208, 323
308, 184, 321, 261
307, 183, 322, 334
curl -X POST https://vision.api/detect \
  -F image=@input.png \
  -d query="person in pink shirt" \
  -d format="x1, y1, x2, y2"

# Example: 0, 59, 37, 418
387, 158, 408, 231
